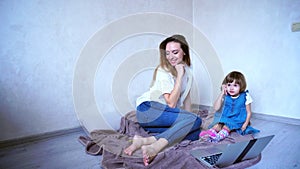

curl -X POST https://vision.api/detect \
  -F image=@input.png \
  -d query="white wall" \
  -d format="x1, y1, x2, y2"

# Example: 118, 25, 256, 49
1, 0, 299, 141
0, 0, 193, 141
193, 0, 300, 119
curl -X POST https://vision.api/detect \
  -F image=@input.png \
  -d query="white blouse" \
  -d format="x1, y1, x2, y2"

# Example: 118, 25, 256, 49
136, 66, 192, 108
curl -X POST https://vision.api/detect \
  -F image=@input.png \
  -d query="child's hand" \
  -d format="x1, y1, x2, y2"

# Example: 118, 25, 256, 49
221, 84, 227, 95
241, 124, 247, 131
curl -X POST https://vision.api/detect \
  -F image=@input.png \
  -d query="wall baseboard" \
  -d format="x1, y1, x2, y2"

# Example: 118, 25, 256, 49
252, 113, 300, 126
0, 126, 83, 148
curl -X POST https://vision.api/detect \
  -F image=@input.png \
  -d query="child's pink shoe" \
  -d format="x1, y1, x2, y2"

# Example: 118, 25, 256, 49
199, 130, 209, 137
199, 129, 217, 139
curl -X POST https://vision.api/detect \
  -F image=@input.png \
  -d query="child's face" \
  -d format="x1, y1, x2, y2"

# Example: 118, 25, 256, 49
226, 80, 240, 97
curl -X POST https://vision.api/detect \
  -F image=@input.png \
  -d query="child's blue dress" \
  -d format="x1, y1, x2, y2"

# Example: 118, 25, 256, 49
209, 91, 260, 135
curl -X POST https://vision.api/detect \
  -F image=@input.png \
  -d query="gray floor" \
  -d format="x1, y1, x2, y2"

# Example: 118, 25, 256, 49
0, 130, 101, 169
0, 117, 300, 169
246, 118, 300, 169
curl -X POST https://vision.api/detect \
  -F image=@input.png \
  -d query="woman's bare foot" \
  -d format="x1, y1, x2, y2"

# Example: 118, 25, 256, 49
141, 138, 168, 166
124, 135, 156, 156
142, 145, 158, 166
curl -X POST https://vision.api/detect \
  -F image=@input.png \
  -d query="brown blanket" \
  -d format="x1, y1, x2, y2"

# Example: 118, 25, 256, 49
79, 110, 261, 169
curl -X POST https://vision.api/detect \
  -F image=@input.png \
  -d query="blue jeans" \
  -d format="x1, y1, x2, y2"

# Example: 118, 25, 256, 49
136, 101, 202, 145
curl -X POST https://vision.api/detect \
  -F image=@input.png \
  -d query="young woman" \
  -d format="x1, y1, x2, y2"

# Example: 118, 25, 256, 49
199, 71, 259, 142
124, 35, 202, 166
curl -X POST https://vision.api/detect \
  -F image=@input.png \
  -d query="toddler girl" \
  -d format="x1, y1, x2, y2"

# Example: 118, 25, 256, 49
200, 71, 259, 142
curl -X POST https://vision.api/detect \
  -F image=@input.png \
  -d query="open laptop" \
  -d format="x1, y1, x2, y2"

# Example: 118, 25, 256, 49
190, 135, 274, 168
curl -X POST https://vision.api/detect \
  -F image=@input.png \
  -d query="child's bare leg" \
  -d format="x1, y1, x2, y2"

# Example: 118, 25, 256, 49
222, 125, 230, 132
212, 123, 223, 132
124, 135, 156, 156
141, 138, 168, 166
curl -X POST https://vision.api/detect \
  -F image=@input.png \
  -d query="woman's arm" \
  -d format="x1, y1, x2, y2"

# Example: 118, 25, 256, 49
163, 64, 184, 108
242, 103, 252, 131
183, 91, 192, 112
163, 74, 182, 108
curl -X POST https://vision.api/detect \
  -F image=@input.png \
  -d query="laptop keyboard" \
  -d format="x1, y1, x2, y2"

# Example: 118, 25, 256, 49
202, 153, 223, 165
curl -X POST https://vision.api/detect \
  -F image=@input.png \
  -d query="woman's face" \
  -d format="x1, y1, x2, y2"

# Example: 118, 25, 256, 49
165, 42, 184, 66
